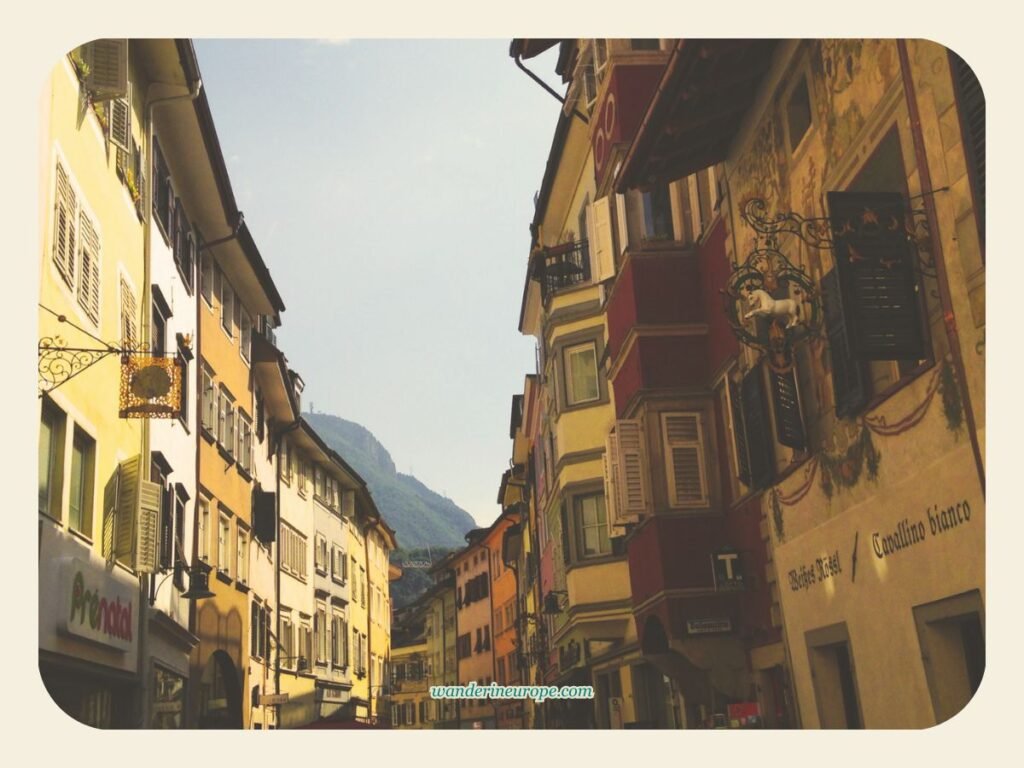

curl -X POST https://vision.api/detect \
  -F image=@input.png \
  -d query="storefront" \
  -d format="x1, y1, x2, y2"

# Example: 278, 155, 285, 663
772, 441, 985, 728
39, 553, 141, 728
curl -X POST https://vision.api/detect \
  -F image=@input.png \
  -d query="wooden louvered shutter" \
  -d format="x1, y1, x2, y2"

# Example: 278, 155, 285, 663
53, 162, 77, 288
120, 278, 137, 348
77, 214, 100, 323
827, 191, 927, 361
110, 94, 130, 154
102, 466, 121, 561
741, 366, 774, 491
728, 378, 751, 487
82, 40, 128, 101
615, 420, 649, 519
160, 484, 174, 570
662, 413, 709, 507
114, 455, 141, 566
559, 501, 571, 566
768, 368, 807, 450
136, 476, 162, 573
822, 267, 869, 418
591, 196, 615, 282
949, 51, 984, 245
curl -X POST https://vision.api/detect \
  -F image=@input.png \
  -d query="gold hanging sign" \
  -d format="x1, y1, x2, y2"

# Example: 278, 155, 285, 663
120, 354, 183, 419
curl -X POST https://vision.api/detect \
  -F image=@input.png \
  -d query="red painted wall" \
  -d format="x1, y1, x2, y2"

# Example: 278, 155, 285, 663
700, 220, 740, 374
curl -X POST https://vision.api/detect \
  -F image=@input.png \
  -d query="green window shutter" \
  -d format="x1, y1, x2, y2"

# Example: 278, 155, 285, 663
821, 267, 869, 419
827, 191, 927, 361
768, 367, 806, 450
740, 366, 774, 491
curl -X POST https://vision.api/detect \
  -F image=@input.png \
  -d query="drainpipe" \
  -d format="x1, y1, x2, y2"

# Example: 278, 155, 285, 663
897, 41, 985, 496
138, 70, 202, 729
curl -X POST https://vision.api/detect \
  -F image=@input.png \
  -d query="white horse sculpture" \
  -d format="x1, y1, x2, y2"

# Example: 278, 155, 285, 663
744, 289, 801, 329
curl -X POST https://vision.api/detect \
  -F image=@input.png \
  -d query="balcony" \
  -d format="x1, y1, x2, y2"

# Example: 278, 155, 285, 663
534, 240, 590, 301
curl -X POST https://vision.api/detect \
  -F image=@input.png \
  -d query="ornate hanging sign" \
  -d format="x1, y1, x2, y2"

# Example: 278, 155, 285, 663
724, 198, 825, 373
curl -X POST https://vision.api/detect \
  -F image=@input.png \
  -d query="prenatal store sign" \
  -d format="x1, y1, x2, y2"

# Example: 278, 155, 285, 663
58, 558, 135, 651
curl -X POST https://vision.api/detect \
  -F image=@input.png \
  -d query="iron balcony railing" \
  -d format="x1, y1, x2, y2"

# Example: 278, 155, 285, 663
535, 240, 590, 300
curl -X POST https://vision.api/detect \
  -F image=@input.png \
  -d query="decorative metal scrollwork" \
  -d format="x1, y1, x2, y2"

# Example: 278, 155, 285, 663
740, 197, 835, 249
38, 334, 118, 394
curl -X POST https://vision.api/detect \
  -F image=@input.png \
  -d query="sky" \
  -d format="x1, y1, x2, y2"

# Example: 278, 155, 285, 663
193, 39, 563, 527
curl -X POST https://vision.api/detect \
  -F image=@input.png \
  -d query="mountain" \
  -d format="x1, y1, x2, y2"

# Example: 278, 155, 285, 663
303, 411, 476, 550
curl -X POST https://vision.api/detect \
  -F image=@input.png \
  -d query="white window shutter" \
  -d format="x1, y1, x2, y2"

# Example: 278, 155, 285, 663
662, 412, 709, 508
120, 278, 137, 348
592, 196, 615, 282
135, 478, 162, 573
77, 214, 100, 323
53, 162, 77, 288
615, 420, 649, 520
83, 40, 128, 101
615, 193, 629, 258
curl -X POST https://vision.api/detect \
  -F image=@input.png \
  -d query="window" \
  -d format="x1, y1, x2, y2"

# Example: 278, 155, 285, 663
297, 624, 312, 670
661, 413, 710, 508
332, 546, 347, 583
729, 366, 775, 491
237, 526, 249, 584
787, 76, 812, 151
497, 657, 506, 685
631, 39, 660, 51
456, 633, 472, 660
201, 365, 216, 434
251, 600, 269, 659
218, 513, 231, 575
39, 398, 65, 518
151, 298, 168, 358
240, 310, 252, 363
67, 428, 95, 536
315, 534, 328, 575
237, 413, 253, 474
332, 613, 348, 667
77, 214, 100, 324
279, 440, 292, 484
52, 160, 78, 289
281, 525, 308, 579
565, 342, 599, 406
574, 493, 609, 558
219, 387, 235, 455
315, 602, 328, 665
360, 567, 367, 607
281, 616, 294, 668
642, 183, 673, 241
913, 590, 985, 724
150, 666, 186, 729
218, 268, 233, 338
120, 277, 138, 348
806, 623, 863, 729
200, 252, 214, 306
198, 497, 210, 562
949, 52, 985, 246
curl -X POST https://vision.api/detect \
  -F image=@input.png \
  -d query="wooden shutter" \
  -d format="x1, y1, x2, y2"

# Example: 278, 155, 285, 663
740, 366, 774, 491
77, 214, 100, 323
662, 413, 709, 507
160, 484, 174, 570
82, 40, 128, 100
136, 476, 162, 573
591, 196, 615, 282
110, 90, 131, 155
950, 51, 985, 243
728, 378, 751, 486
827, 191, 927, 360
768, 368, 807, 450
821, 267, 869, 418
559, 502, 571, 566
53, 161, 77, 287
615, 419, 649, 518
120, 278, 137, 347
615, 193, 629, 256
102, 466, 120, 561
114, 456, 141, 565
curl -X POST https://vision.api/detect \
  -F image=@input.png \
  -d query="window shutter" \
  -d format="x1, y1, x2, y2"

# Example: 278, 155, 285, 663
77, 215, 101, 323
768, 368, 807, 450
949, 52, 984, 241
136, 476, 162, 573
114, 455, 141, 565
160, 484, 174, 570
110, 91, 131, 155
53, 161, 77, 288
82, 40, 128, 101
827, 191, 927, 361
253, 489, 276, 543
615, 419, 650, 518
662, 413, 709, 507
740, 366, 774, 491
120, 278, 138, 348
821, 267, 869, 419
728, 378, 752, 486
590, 196, 616, 282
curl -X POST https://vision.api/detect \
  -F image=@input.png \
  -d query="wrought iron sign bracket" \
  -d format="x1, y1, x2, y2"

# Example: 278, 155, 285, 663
38, 306, 137, 396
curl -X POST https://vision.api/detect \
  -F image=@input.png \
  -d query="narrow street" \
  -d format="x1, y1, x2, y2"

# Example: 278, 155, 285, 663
34, 35, 985, 736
